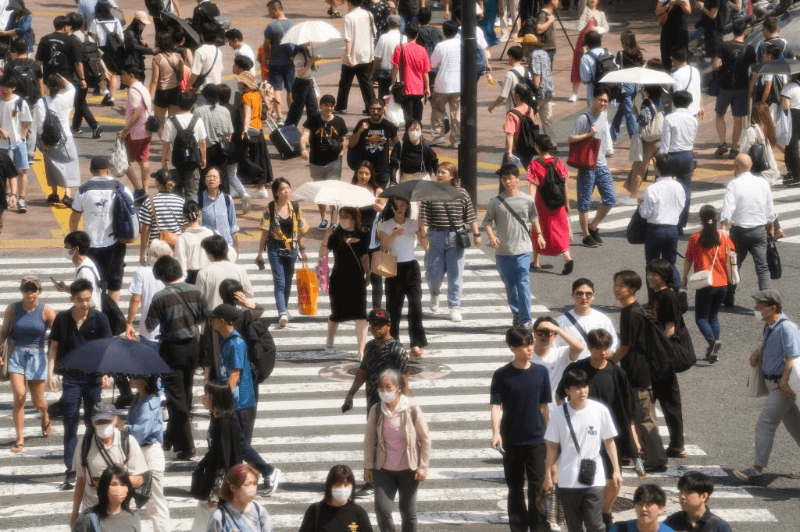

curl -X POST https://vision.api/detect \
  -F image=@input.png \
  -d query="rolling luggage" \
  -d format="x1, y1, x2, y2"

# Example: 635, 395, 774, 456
266, 118, 301, 159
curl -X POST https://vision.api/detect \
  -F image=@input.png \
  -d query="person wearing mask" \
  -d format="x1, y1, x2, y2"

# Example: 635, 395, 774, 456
390, 120, 438, 185
207, 464, 274, 531
390, 23, 431, 126
429, 20, 461, 148
659, 90, 697, 233
349, 99, 400, 189
299, 465, 373, 531
71, 466, 141, 532
55, 231, 102, 310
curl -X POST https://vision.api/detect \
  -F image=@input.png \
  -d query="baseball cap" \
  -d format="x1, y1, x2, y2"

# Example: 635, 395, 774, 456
92, 402, 118, 422
208, 303, 242, 323
752, 289, 782, 307
20, 275, 42, 291
368, 308, 391, 323
90, 155, 110, 170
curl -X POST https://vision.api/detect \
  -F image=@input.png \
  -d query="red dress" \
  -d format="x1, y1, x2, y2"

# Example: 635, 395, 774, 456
571, 19, 597, 85
527, 156, 571, 256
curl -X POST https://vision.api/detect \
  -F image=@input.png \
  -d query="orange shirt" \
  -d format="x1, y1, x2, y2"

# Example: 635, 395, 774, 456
242, 90, 262, 131
685, 232, 736, 287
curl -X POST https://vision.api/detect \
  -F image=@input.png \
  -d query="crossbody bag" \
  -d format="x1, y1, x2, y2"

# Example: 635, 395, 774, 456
563, 402, 597, 485
495, 195, 530, 234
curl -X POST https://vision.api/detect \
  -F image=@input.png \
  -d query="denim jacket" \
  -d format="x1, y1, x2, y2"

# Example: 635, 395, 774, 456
126, 394, 164, 446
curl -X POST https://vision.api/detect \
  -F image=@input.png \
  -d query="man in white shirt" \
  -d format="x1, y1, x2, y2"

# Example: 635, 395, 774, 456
660, 90, 698, 233
0, 75, 32, 213
69, 156, 134, 304
225, 28, 256, 76
370, 14, 405, 100
488, 45, 525, 114
187, 25, 224, 96
670, 48, 703, 118
161, 91, 208, 200
721, 153, 778, 305
639, 153, 686, 295
60, 231, 103, 311
556, 278, 619, 359
429, 20, 461, 147
126, 240, 171, 350
335, 0, 376, 114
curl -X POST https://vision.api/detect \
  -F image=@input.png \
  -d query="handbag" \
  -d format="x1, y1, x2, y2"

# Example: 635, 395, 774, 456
443, 202, 472, 249
775, 105, 792, 146
748, 126, 770, 174
567, 114, 601, 170
628, 133, 643, 163
391, 45, 406, 103
626, 207, 647, 245
0, 304, 16, 382
150, 196, 179, 248
370, 247, 398, 277
687, 243, 719, 290
766, 237, 781, 279
563, 403, 597, 486
639, 100, 664, 142
723, 233, 740, 285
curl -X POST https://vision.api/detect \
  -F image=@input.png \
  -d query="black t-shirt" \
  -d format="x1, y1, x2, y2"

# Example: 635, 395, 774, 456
718, 41, 756, 90
353, 118, 398, 174
303, 114, 349, 166
618, 302, 652, 389
490, 362, 551, 445
299, 501, 374, 532
360, 338, 408, 413
651, 288, 680, 328
35, 32, 82, 79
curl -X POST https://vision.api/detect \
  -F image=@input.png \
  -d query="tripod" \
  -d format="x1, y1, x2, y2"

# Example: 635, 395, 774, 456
499, 6, 576, 59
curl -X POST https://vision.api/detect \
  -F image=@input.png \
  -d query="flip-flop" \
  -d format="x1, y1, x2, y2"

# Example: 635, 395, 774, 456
788, 472, 800, 479
11, 442, 24, 454
42, 421, 52, 437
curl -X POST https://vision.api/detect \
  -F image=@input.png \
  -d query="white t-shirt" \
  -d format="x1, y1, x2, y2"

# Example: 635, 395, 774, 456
430, 37, 462, 94
129, 266, 165, 341
545, 399, 617, 488
555, 308, 619, 359
35, 84, 76, 138
501, 65, 526, 111
671, 65, 702, 116
196, 261, 253, 308
374, 30, 405, 71
88, 18, 123, 47
191, 44, 224, 89
532, 345, 573, 400
343, 7, 375, 65
161, 112, 208, 144
377, 217, 418, 262
781, 80, 800, 110
0, 94, 31, 149
71, 176, 135, 249
235, 43, 257, 76
75, 257, 102, 310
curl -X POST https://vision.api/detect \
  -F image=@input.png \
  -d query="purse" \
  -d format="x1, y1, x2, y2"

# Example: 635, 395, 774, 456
391, 45, 406, 103
626, 207, 647, 245
723, 234, 740, 285
748, 127, 770, 174
370, 247, 398, 278
567, 114, 601, 170
0, 304, 15, 382
563, 403, 597, 486
150, 196, 179, 248
443, 202, 472, 249
687, 243, 719, 290
766, 237, 781, 279
639, 100, 664, 142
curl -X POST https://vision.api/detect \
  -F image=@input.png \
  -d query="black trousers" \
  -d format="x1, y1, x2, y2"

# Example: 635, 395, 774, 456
386, 260, 427, 348
784, 108, 800, 179
367, 248, 384, 309
286, 77, 319, 127
503, 443, 550, 532
651, 371, 685, 451
160, 338, 198, 453
401, 95, 424, 125
72, 84, 97, 130
336, 63, 375, 112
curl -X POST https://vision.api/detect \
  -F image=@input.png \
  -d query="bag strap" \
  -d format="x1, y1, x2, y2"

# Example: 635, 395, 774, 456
167, 285, 194, 320
699, 516, 722, 532
442, 201, 463, 231
130, 85, 150, 113
89, 511, 101, 532
495, 195, 529, 234
685, 66, 693, 92
563, 402, 582, 456
399, 44, 406, 83
564, 311, 590, 344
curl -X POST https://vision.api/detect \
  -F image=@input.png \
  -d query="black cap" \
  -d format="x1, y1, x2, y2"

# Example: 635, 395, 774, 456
90, 155, 110, 170
368, 308, 391, 323
208, 303, 242, 323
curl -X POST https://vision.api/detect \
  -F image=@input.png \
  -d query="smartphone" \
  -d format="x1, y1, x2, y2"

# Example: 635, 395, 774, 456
495, 444, 505, 455
50, 276, 63, 287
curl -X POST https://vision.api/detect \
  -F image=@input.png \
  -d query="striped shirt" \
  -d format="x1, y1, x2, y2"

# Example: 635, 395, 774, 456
419, 187, 477, 230
138, 193, 185, 243
145, 282, 206, 342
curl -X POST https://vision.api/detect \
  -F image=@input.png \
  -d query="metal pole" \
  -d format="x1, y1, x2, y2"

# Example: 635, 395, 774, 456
460, 0, 478, 207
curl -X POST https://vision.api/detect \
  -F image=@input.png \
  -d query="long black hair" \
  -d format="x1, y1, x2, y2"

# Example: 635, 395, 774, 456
93, 465, 134, 517
698, 205, 721, 249
204, 380, 236, 419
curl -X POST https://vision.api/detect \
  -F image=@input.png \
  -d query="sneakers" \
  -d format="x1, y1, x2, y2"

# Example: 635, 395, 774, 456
325, 344, 336, 355
101, 94, 114, 106
708, 340, 722, 364
278, 313, 289, 328
618, 195, 639, 205
318, 219, 329, 230
605, 148, 615, 157
17, 198, 26, 213
262, 468, 281, 496
561, 260, 574, 276
568, 93, 578, 103
60, 471, 76, 491
241, 193, 252, 215
589, 227, 603, 244
449, 308, 462, 322
92, 125, 103, 139
728, 149, 739, 159
714, 143, 729, 158
430, 294, 440, 313
733, 467, 763, 483
251, 189, 269, 199
430, 136, 446, 145
354, 483, 374, 499
176, 449, 198, 461
582, 235, 600, 248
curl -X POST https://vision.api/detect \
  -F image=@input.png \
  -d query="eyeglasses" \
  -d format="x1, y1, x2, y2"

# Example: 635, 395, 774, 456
535, 330, 557, 337
574, 291, 594, 298
369, 108, 383, 113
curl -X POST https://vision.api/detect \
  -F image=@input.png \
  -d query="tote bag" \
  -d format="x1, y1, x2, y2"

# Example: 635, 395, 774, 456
370, 248, 397, 278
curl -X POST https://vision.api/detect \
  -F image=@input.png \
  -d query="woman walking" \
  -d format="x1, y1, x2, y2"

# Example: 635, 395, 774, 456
89, 2, 124, 106
353, 161, 387, 309
237, 71, 273, 199
198, 167, 239, 258
624, 84, 663, 203
504, 85, 538, 171
681, 205, 734, 363
418, 162, 481, 322
35, 74, 80, 207
378, 198, 428, 357
738, 101, 780, 186
138, 169, 185, 264
1, 276, 55, 453
256, 177, 309, 327
611, 30, 644, 142
390, 120, 438, 185
207, 464, 273, 532
656, 0, 690, 71
526, 135, 573, 274
148, 31, 184, 130
71, 466, 141, 532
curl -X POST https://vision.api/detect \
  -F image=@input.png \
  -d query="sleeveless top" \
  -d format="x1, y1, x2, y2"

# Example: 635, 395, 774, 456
11, 301, 46, 349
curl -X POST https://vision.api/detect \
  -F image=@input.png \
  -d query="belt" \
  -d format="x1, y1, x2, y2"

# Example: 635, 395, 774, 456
649, 223, 677, 228
765, 374, 782, 382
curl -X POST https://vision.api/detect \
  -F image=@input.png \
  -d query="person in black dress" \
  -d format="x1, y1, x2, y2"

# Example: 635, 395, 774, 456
656, 0, 691, 71
299, 465, 373, 532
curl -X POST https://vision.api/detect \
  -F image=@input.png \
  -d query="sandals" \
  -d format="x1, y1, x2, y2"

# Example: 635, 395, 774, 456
42, 420, 52, 437
411, 346, 424, 358
328, 9, 342, 17
11, 442, 24, 454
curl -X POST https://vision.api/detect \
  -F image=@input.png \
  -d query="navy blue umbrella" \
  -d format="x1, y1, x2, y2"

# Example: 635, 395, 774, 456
58, 338, 173, 378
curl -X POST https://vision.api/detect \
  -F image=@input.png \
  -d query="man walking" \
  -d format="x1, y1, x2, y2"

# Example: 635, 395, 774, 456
264, 0, 294, 120
733, 289, 800, 483
370, 15, 405, 100
555, 278, 619, 359
660, 91, 698, 232
483, 163, 544, 329
336, 0, 376, 114
491, 326, 552, 532
429, 20, 461, 148
391, 23, 431, 126
348, 99, 400, 188
161, 92, 208, 200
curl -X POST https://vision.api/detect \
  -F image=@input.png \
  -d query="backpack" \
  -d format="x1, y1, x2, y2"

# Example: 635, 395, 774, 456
80, 428, 152, 508
40, 98, 65, 147
538, 159, 566, 210
635, 305, 675, 381
590, 50, 623, 103
81, 34, 105, 88
78, 179, 139, 244
144, 0, 166, 16
75, 267, 127, 336
104, 28, 125, 71
509, 108, 539, 158
511, 68, 538, 98
194, 2, 228, 47
10, 60, 40, 108
171, 115, 202, 170
238, 312, 276, 384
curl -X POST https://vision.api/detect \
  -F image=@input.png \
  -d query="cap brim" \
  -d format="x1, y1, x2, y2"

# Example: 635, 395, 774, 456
92, 413, 116, 421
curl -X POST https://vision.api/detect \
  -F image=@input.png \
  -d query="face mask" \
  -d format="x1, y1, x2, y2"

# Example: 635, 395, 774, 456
408, 130, 422, 142
331, 487, 351, 503
379, 390, 396, 403
62, 247, 74, 259
95, 423, 114, 438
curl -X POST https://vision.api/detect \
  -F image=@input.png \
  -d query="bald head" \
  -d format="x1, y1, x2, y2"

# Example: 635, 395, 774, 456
733, 153, 752, 175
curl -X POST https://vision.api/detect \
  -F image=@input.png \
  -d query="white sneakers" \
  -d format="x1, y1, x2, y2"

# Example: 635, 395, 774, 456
568, 93, 578, 103
449, 308, 462, 322
278, 314, 289, 327
241, 193, 252, 215
251, 189, 269, 199
430, 294, 440, 313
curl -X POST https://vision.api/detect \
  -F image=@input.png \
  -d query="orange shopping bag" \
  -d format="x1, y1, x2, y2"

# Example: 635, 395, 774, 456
296, 268, 319, 316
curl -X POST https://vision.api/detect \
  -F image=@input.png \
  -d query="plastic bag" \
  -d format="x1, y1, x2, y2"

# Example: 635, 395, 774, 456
386, 94, 405, 128
628, 133, 643, 163
296, 268, 319, 315
775, 107, 792, 147
316, 257, 330, 294
111, 137, 129, 177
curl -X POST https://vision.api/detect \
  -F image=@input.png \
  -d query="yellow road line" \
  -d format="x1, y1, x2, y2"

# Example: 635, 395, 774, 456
30, 150, 77, 237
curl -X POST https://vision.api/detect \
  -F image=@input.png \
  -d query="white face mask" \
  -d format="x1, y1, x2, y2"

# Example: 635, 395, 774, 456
331, 487, 351, 503
408, 130, 422, 142
62, 247, 75, 259
94, 423, 114, 438
379, 390, 396, 404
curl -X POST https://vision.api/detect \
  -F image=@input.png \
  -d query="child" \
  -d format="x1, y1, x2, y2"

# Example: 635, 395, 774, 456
609, 484, 675, 532
664, 471, 733, 531
0, 76, 32, 213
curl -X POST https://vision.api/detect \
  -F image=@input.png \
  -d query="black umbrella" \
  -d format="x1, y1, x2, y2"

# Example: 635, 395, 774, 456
379, 180, 461, 202
754, 58, 800, 76
159, 11, 200, 46
58, 338, 173, 378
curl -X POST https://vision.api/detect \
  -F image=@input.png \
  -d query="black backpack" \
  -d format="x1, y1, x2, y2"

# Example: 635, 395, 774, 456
81, 34, 104, 87
11, 60, 39, 108
509, 108, 539, 158
511, 68, 538, 98
40, 98, 65, 147
539, 159, 566, 210
194, 2, 228, 47
237, 312, 276, 384
171, 115, 202, 170
75, 266, 128, 336
590, 50, 624, 102
144, 0, 166, 16
635, 305, 675, 381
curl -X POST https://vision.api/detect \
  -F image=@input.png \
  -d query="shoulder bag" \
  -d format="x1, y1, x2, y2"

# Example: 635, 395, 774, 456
748, 126, 770, 174
723, 233, 739, 285
687, 240, 719, 290
639, 100, 664, 142
626, 206, 647, 245
149, 196, 179, 248
563, 403, 597, 485
567, 113, 601, 170
767, 236, 781, 279
0, 304, 16, 381
192, 47, 219, 91
564, 311, 589, 344
391, 45, 406, 103
443, 201, 471, 249
495, 194, 530, 234
370, 245, 397, 278
747, 319, 786, 398
131, 85, 160, 134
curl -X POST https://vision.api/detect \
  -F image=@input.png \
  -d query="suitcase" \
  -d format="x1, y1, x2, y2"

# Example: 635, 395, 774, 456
266, 118, 301, 160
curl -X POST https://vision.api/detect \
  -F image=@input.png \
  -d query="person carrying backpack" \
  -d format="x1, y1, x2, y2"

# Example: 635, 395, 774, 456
7, 37, 44, 163
504, 84, 539, 172
162, 91, 208, 200
526, 134, 573, 275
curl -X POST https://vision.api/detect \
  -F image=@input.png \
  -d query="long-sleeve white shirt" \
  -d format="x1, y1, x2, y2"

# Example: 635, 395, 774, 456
639, 176, 686, 225
721, 171, 778, 228
660, 108, 698, 153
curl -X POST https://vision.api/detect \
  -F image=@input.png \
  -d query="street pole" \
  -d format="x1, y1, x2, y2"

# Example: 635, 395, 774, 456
460, 0, 478, 206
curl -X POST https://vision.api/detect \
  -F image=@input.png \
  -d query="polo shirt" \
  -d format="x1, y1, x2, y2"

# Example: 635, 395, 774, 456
49, 308, 111, 367
761, 315, 800, 377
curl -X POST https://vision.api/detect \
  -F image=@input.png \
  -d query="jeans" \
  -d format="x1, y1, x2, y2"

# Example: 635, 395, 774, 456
669, 150, 695, 230
374, 468, 419, 532
611, 83, 638, 141
559, 487, 605, 532
644, 224, 681, 302
754, 379, 800, 468
651, 370, 685, 450
286, 77, 320, 127
401, 95, 424, 125
496, 253, 533, 325
784, 108, 800, 179
226, 163, 246, 198
726, 225, 771, 306
397, 12, 419, 35
386, 260, 427, 349
71, 85, 97, 131
503, 443, 550, 532
236, 407, 274, 477
336, 63, 375, 112
63, 376, 101, 471
424, 229, 465, 309
478, 0, 500, 45
694, 285, 727, 343
267, 239, 298, 316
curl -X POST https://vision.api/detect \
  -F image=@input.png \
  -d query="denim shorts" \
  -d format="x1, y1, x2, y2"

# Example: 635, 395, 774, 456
576, 165, 617, 212
715, 88, 748, 117
8, 346, 47, 381
268, 63, 296, 91
2, 142, 29, 170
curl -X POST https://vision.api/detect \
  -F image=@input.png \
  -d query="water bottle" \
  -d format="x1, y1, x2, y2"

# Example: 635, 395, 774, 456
634, 453, 646, 479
